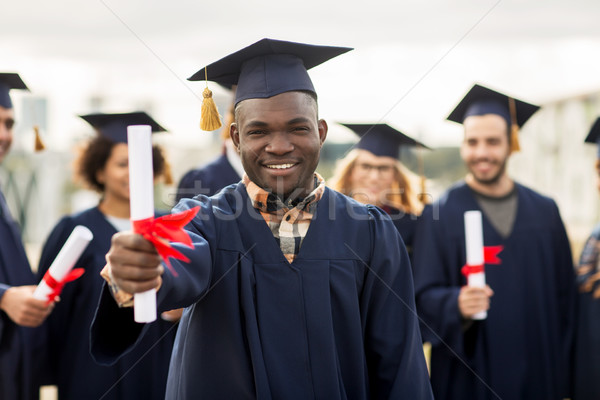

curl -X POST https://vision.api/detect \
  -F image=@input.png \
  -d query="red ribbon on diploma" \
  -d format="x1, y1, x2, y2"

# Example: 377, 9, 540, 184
461, 245, 504, 277
42, 268, 85, 305
132, 206, 200, 276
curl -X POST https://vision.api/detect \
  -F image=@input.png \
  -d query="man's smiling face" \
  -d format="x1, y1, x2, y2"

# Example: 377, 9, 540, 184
231, 91, 327, 199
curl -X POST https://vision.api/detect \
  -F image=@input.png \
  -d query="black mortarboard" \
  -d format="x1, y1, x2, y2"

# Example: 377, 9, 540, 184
584, 117, 600, 158
188, 38, 352, 105
0, 73, 29, 109
79, 112, 167, 143
447, 84, 540, 152
447, 84, 539, 127
342, 123, 429, 159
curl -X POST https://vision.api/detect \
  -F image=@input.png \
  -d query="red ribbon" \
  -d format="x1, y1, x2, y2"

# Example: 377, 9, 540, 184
132, 206, 200, 276
42, 268, 85, 305
461, 245, 504, 277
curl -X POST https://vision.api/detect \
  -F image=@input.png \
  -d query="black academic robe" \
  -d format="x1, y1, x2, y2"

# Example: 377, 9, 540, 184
0, 190, 38, 400
176, 153, 241, 202
91, 184, 433, 400
37, 207, 176, 400
412, 181, 576, 400
382, 206, 419, 260
573, 224, 600, 400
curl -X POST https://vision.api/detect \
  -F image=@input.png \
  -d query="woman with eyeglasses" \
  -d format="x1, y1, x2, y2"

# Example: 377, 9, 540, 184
329, 123, 428, 259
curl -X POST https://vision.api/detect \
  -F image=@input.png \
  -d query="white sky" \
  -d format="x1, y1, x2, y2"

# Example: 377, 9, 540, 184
3, 0, 600, 149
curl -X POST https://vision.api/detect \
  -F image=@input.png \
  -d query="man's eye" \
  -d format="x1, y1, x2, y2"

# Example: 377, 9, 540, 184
247, 130, 265, 135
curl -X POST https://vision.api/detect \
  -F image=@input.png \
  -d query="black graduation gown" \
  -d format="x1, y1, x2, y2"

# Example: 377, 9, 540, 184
573, 224, 600, 400
91, 184, 433, 399
412, 181, 576, 400
37, 207, 177, 400
176, 153, 241, 202
0, 190, 38, 400
382, 206, 419, 261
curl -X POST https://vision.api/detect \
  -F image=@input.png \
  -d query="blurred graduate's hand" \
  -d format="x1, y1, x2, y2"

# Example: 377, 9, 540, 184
0, 285, 54, 327
458, 285, 493, 319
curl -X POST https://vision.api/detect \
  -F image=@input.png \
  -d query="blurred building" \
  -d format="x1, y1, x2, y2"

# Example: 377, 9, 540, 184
509, 89, 600, 254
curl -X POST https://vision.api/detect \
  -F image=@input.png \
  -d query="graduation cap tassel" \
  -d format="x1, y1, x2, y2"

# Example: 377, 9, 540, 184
200, 68, 222, 132
416, 144, 428, 204
34, 125, 45, 152
508, 97, 520, 153
163, 158, 174, 185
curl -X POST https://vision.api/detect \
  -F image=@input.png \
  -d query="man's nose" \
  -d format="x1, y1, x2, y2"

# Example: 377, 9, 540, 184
265, 132, 294, 154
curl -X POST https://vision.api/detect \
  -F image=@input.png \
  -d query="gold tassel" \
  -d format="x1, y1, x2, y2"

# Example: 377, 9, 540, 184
200, 87, 222, 131
34, 125, 45, 152
199, 67, 222, 132
417, 175, 428, 205
510, 124, 520, 153
508, 97, 520, 153
163, 159, 174, 185
416, 144, 428, 204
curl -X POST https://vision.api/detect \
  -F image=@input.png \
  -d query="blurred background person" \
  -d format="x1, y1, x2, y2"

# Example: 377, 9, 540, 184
175, 84, 242, 202
0, 73, 53, 400
574, 117, 600, 400
329, 123, 428, 257
412, 84, 576, 400
36, 112, 177, 400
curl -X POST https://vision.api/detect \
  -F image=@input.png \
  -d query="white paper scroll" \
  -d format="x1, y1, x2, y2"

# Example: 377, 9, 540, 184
33, 225, 93, 302
128, 125, 157, 323
464, 210, 487, 320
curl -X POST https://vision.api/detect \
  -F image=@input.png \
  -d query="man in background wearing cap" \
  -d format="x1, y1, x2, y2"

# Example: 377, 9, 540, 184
0, 73, 54, 400
412, 84, 576, 399
90, 39, 433, 399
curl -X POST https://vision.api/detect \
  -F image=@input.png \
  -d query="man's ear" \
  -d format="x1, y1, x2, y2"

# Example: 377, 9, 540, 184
231, 123, 240, 152
317, 119, 328, 146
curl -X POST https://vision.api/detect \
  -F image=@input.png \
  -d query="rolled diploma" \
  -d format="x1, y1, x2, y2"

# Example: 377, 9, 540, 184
464, 210, 487, 320
128, 125, 157, 323
33, 225, 93, 301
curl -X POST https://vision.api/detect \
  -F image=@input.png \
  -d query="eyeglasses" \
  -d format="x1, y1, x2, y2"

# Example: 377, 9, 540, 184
355, 162, 394, 175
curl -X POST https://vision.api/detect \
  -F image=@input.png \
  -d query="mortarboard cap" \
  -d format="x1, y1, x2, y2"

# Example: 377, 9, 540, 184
0, 73, 29, 109
584, 117, 600, 158
79, 111, 167, 143
447, 84, 540, 152
188, 38, 353, 106
342, 123, 429, 159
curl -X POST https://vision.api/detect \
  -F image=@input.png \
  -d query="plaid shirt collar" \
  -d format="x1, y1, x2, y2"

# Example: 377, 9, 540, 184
243, 173, 325, 214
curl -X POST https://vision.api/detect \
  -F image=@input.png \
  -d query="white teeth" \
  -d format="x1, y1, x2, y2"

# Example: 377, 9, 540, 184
266, 163, 294, 169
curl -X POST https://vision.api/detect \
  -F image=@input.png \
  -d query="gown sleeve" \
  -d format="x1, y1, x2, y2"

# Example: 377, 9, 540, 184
361, 206, 433, 399
90, 197, 215, 365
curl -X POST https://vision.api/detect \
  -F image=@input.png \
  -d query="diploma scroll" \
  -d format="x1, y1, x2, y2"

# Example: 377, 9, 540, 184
464, 210, 487, 320
33, 225, 93, 303
128, 125, 157, 323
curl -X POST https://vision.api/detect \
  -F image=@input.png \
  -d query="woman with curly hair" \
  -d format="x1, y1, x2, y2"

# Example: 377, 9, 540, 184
329, 123, 428, 258
36, 112, 177, 400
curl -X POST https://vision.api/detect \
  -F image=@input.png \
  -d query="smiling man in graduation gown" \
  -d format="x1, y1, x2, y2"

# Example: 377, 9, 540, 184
0, 73, 54, 400
90, 38, 433, 399
412, 84, 576, 399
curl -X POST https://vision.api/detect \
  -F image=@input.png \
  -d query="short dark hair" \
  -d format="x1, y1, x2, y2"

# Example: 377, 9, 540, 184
74, 135, 166, 193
